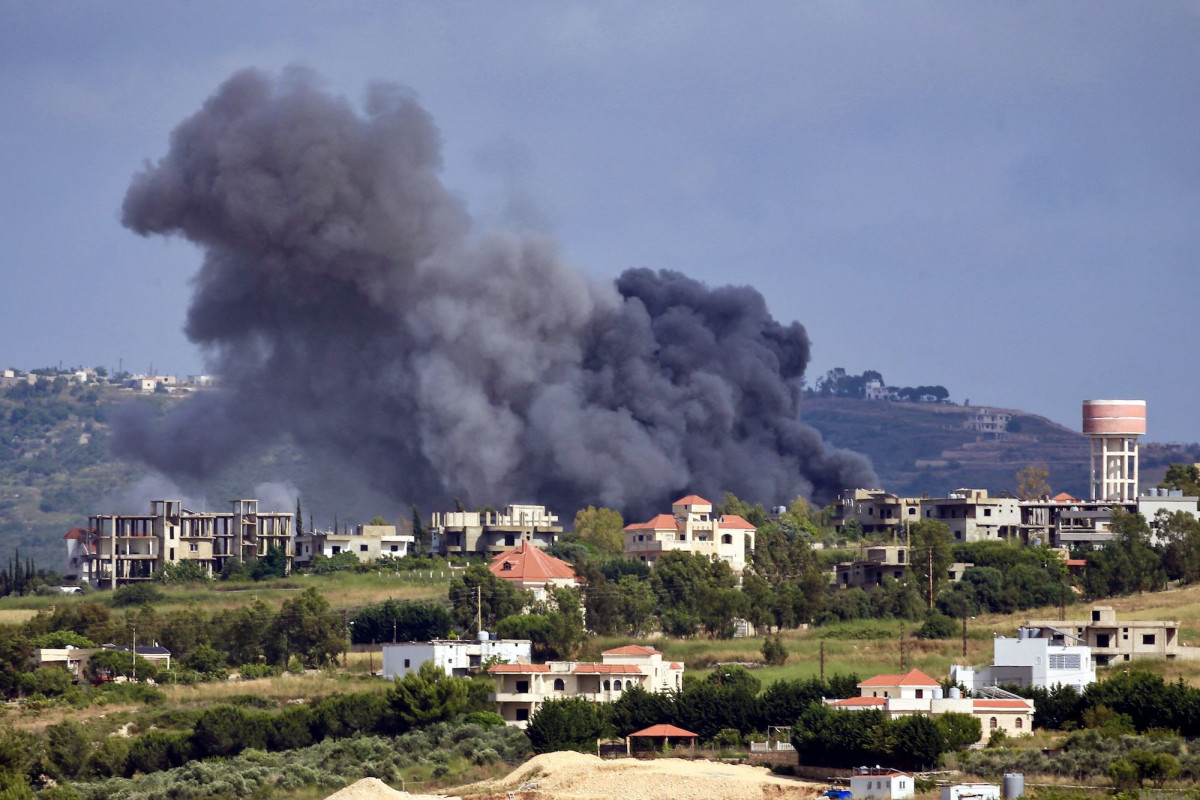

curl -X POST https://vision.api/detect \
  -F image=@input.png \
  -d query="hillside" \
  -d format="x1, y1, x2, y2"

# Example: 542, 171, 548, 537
4, 382, 1198, 572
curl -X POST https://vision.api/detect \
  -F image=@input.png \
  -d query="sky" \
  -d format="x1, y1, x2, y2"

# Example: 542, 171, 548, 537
3, 2, 1199, 443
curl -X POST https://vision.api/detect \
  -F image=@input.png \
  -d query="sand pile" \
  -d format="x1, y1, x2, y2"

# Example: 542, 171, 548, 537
461, 751, 822, 800
324, 777, 461, 800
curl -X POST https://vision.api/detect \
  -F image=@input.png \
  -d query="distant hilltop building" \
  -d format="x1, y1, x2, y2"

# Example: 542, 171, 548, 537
429, 504, 561, 556
78, 499, 293, 588
623, 494, 756, 572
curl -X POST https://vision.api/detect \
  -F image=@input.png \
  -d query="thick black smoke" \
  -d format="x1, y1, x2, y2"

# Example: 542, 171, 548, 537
117, 68, 876, 517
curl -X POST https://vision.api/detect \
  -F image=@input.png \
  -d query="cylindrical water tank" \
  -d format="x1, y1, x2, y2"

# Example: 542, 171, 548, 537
1082, 400, 1146, 436
948, 687, 961, 699
478, 630, 490, 641
1003, 774, 1024, 799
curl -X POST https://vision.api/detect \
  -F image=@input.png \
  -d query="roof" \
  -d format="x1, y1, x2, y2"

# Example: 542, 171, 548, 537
1052, 492, 1082, 503
624, 514, 678, 531
973, 699, 1034, 710
852, 770, 912, 779
669, 662, 683, 670
629, 724, 697, 738
828, 697, 888, 708
673, 494, 711, 506
1066, 559, 1087, 567
719, 514, 756, 530
602, 645, 661, 657
488, 663, 550, 674
63, 527, 89, 540
489, 541, 578, 583
574, 664, 644, 674
109, 645, 171, 656
858, 669, 940, 688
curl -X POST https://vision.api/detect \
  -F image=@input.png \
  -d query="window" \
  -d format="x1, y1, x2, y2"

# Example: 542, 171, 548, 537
604, 680, 611, 690
915, 689, 923, 698
505, 535, 515, 547
516, 680, 529, 693
1015, 717, 1023, 730
360, 544, 368, 552
1143, 634, 1156, 645
169, 548, 174, 560
614, 680, 622, 690
722, 533, 733, 544
516, 708, 529, 721
404, 659, 410, 668
331, 546, 340, 554
553, 678, 565, 691
189, 543, 198, 552
908, 508, 916, 515
390, 545, 399, 552
984, 508, 992, 517
990, 717, 998, 729
1092, 610, 1102, 622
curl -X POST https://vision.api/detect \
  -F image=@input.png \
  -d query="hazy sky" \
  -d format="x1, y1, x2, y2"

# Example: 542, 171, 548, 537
3, 3, 1199, 442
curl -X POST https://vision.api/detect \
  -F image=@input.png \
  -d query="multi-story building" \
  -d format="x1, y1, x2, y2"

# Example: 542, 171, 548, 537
488, 644, 684, 728
83, 499, 293, 588
834, 545, 972, 590
832, 490, 921, 537
623, 495, 757, 571
1024, 606, 1185, 665
826, 669, 1034, 738
429, 504, 561, 556
919, 489, 1021, 543
952, 628, 1096, 693
381, 634, 531, 680
293, 524, 414, 567
1020, 489, 1199, 549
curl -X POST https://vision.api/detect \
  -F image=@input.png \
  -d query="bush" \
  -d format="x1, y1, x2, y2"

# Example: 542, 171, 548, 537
917, 613, 958, 639
108, 584, 163, 607
762, 634, 788, 666
191, 705, 268, 759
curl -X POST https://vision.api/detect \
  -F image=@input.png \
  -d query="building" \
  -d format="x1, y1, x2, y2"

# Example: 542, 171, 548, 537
941, 785, 1001, 800
1083, 400, 1145, 503
489, 541, 581, 602
293, 524, 414, 567
1020, 489, 1199, 549
63, 527, 95, 583
834, 545, 972, 590
1024, 606, 1184, 665
623, 495, 757, 571
919, 489, 1021, 543
826, 669, 1034, 738
488, 644, 684, 728
832, 490, 920, 537
430, 504, 562, 556
951, 628, 1096, 693
964, 409, 1013, 438
84, 499, 293, 588
381, 634, 531, 680
850, 767, 915, 800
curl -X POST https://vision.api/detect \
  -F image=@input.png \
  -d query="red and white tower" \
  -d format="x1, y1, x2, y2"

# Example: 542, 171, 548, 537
1082, 400, 1146, 502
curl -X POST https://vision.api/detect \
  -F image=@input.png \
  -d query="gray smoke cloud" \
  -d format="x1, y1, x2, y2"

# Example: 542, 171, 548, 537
116, 67, 876, 517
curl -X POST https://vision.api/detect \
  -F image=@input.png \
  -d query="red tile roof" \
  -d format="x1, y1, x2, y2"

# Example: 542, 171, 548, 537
857, 669, 940, 688
602, 645, 662, 656
624, 514, 678, 532
487, 663, 549, 674
1052, 492, 1081, 503
489, 541, 578, 583
669, 662, 683, 670
719, 514, 756, 530
973, 699, 1033, 710
828, 696, 888, 707
574, 663, 644, 674
63, 528, 89, 540
673, 495, 711, 506
629, 724, 697, 738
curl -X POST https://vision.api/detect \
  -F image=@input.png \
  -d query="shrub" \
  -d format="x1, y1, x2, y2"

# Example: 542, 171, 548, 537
916, 613, 958, 639
108, 584, 163, 607
762, 634, 788, 666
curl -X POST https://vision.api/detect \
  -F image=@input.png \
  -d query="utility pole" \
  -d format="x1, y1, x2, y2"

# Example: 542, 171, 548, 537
820, 640, 825, 683
476, 584, 483, 634
131, 623, 137, 683
393, 619, 397, 644
962, 612, 968, 658
899, 622, 905, 670
927, 546, 935, 610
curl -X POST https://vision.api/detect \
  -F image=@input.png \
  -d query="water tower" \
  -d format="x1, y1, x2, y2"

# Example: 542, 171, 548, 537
1082, 400, 1146, 502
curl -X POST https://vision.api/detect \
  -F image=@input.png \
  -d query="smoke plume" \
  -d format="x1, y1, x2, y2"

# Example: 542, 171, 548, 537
116, 67, 876, 517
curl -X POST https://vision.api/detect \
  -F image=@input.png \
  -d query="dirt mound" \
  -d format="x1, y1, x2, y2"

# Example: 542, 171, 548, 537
463, 751, 821, 800
324, 777, 461, 800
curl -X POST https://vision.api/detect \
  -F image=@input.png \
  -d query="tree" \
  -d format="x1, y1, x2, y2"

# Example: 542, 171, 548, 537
84, 649, 158, 683
156, 561, 212, 585
908, 520, 953, 608
295, 497, 304, 536
252, 546, 289, 580
791, 703, 886, 768
44, 720, 91, 782
448, 565, 530, 632
279, 587, 346, 668
762, 633, 788, 666
936, 712, 982, 750
351, 600, 453, 644
1160, 463, 1200, 497
191, 705, 268, 758
608, 685, 675, 736
526, 696, 609, 754
572, 507, 625, 558
887, 714, 946, 770
388, 661, 473, 730
1016, 464, 1051, 500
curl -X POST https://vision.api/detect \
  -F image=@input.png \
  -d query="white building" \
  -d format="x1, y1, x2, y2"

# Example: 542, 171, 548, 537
942, 785, 1001, 800
489, 644, 684, 728
952, 629, 1095, 693
381, 635, 532, 680
623, 495, 757, 572
919, 489, 1021, 543
827, 669, 1033, 738
850, 767, 914, 800
293, 524, 414, 566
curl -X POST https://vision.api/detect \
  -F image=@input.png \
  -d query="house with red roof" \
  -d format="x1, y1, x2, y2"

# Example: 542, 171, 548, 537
489, 541, 581, 601
825, 668, 1033, 738
623, 494, 757, 571
487, 644, 684, 728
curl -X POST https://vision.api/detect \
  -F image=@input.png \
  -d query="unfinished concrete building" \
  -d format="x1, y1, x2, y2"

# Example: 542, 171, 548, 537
429, 504, 562, 555
84, 499, 293, 588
